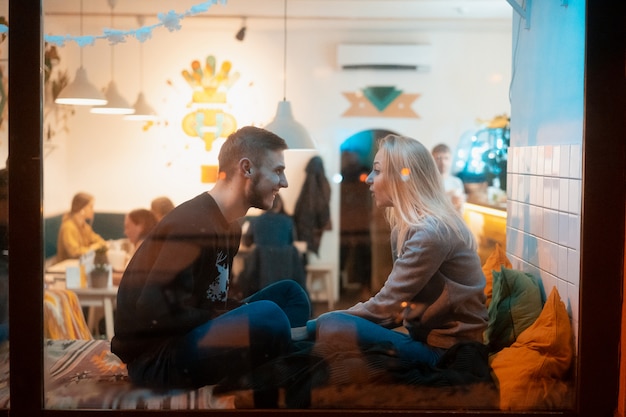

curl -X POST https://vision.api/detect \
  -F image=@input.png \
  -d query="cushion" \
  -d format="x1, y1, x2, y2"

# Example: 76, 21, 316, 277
481, 243, 511, 307
489, 287, 574, 410
484, 267, 542, 353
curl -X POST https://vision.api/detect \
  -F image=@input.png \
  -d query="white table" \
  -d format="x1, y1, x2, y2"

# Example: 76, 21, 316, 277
72, 286, 118, 341
45, 258, 79, 286
45, 258, 80, 274
45, 259, 120, 340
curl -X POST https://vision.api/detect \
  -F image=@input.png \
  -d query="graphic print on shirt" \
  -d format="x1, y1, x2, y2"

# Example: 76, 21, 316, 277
206, 250, 229, 302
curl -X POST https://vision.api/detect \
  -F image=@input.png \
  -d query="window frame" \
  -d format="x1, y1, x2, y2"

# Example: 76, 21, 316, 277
7, 1, 626, 416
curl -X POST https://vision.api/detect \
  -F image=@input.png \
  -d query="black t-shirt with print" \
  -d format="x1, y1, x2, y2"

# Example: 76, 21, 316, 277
112, 192, 241, 363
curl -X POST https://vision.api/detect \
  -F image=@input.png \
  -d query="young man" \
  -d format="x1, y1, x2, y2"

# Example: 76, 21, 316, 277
431, 143, 466, 213
112, 126, 311, 406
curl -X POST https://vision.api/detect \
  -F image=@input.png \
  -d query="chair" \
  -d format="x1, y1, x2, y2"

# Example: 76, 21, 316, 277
44, 288, 92, 340
306, 263, 335, 310
238, 245, 307, 297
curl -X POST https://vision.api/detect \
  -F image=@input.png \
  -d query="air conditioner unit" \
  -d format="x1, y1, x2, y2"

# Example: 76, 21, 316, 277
337, 44, 432, 71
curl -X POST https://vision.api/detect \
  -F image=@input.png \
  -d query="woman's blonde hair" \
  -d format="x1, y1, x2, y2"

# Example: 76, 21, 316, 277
376, 134, 475, 252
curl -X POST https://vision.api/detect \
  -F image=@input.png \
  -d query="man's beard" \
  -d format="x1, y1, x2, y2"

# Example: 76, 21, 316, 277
247, 175, 273, 211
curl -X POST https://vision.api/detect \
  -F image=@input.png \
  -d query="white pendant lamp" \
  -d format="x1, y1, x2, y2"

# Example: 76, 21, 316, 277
91, 80, 134, 115
91, 0, 134, 115
54, 0, 107, 106
124, 92, 157, 121
55, 66, 107, 106
265, 100, 314, 149
264, 0, 315, 150
125, 17, 158, 121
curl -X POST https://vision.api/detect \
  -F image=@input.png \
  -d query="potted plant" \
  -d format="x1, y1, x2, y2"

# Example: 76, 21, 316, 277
90, 245, 110, 288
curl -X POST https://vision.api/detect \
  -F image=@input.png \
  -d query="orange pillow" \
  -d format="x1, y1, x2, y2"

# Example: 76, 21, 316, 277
489, 287, 574, 410
482, 243, 512, 307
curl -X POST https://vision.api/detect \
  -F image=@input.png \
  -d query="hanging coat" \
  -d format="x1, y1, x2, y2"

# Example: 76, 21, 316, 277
294, 156, 332, 255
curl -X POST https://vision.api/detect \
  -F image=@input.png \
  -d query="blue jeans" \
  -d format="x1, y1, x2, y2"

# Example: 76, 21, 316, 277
313, 312, 445, 366
127, 280, 310, 390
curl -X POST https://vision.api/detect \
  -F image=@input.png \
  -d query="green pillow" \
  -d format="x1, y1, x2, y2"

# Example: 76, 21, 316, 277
484, 267, 543, 353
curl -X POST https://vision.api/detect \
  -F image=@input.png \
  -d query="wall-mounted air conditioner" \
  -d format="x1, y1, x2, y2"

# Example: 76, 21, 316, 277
337, 43, 432, 71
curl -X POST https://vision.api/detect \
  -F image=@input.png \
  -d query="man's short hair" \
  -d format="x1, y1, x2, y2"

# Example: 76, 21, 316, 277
432, 143, 451, 155
218, 126, 287, 178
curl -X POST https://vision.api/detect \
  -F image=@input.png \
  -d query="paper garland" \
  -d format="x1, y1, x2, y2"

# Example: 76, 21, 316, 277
0, 0, 226, 46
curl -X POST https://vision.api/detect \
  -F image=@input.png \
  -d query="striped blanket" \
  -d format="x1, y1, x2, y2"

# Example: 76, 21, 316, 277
44, 339, 237, 410
44, 289, 92, 340
0, 338, 500, 410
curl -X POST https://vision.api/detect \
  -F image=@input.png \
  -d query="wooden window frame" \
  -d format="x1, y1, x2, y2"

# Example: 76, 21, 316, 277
6, 1, 625, 416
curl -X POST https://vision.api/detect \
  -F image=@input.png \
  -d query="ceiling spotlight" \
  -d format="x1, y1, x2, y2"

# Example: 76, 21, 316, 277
235, 17, 247, 41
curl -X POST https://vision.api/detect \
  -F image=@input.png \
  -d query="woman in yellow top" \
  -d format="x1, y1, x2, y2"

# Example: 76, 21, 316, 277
56, 192, 106, 262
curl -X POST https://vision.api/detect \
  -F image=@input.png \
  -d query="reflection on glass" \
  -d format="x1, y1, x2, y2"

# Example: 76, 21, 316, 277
39, 0, 579, 413
454, 127, 509, 187
39, 132, 573, 410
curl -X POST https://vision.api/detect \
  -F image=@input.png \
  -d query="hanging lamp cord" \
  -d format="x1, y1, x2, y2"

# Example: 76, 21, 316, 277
79, 0, 84, 66
137, 16, 146, 91
109, 4, 115, 81
282, 0, 287, 101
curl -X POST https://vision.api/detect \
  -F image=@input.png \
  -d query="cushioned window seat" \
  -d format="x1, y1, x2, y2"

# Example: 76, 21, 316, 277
0, 244, 574, 411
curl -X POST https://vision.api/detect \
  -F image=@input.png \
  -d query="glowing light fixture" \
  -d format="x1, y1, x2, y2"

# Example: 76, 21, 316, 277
91, 80, 134, 115
91, 0, 134, 115
55, 0, 107, 106
124, 92, 157, 121
264, 0, 315, 150
125, 16, 158, 121
265, 101, 314, 149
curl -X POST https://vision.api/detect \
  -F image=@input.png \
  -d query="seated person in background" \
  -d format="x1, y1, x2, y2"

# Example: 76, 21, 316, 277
56, 192, 106, 263
304, 135, 487, 370
112, 126, 310, 407
104, 209, 158, 329
150, 196, 175, 222
238, 194, 306, 298
431, 143, 466, 213
243, 194, 295, 247
123, 208, 158, 257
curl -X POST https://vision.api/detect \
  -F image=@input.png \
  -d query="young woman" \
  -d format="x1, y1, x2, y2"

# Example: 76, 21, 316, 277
56, 192, 106, 262
308, 134, 488, 367
123, 208, 158, 254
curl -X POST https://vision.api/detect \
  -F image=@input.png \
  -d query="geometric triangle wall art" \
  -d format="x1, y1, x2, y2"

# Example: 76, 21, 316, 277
342, 85, 420, 118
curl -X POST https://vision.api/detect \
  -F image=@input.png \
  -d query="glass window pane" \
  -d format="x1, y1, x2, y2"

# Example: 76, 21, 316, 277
25, 0, 623, 415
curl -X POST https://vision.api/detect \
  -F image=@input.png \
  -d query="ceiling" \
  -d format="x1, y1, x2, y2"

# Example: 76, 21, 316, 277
44, 0, 513, 31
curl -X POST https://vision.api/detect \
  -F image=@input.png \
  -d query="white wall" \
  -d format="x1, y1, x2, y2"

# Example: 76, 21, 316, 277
506, 0, 585, 342
42, 6, 512, 297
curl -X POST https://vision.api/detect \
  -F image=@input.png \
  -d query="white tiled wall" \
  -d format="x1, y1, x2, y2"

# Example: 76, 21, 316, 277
506, 144, 582, 342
